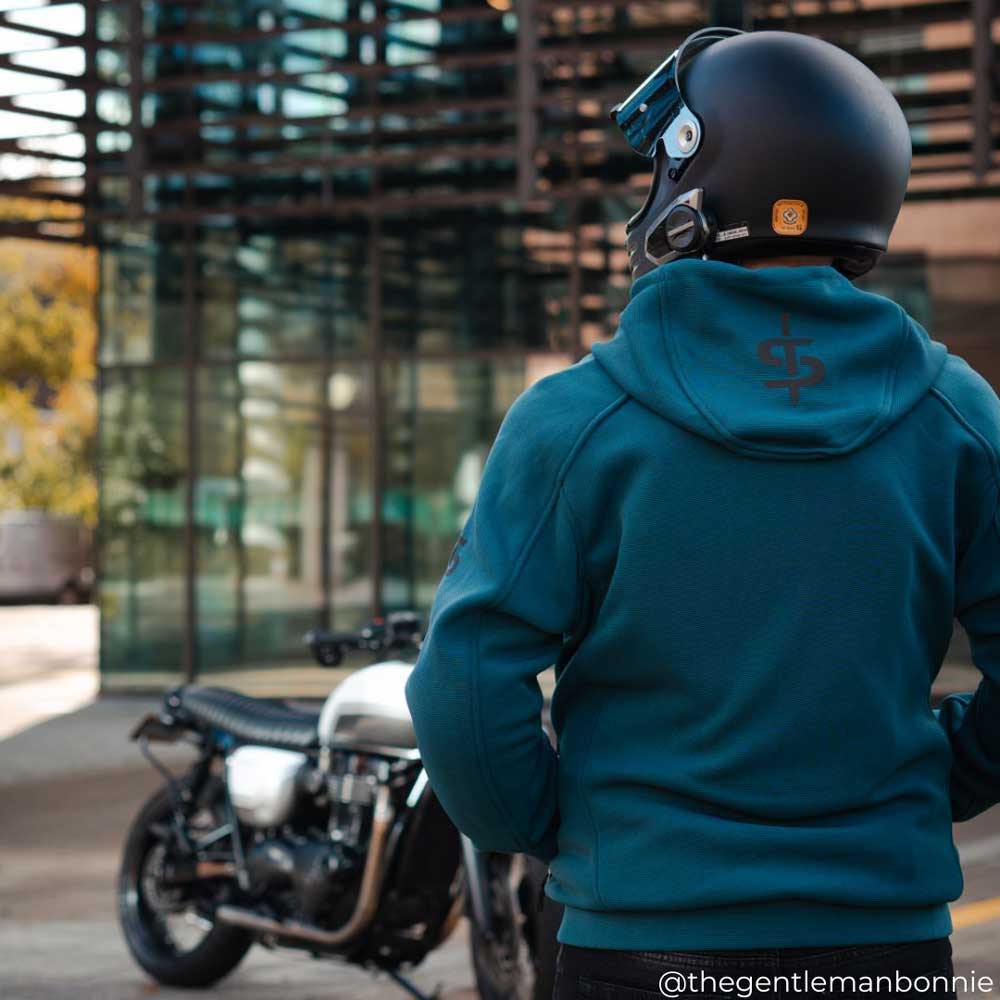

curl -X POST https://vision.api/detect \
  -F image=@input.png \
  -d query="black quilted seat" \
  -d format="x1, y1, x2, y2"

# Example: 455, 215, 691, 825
171, 686, 320, 750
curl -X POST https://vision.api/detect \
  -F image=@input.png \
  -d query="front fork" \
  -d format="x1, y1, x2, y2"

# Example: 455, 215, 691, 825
460, 833, 494, 936
461, 836, 553, 938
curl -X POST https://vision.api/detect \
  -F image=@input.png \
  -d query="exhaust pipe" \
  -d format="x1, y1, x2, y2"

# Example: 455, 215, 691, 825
216, 785, 394, 949
195, 861, 236, 879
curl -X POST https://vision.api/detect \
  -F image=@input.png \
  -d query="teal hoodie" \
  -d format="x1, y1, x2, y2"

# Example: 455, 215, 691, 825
405, 258, 1000, 950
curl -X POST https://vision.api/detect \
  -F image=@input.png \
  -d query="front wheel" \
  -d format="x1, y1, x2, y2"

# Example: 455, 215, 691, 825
469, 853, 563, 1000
118, 782, 253, 988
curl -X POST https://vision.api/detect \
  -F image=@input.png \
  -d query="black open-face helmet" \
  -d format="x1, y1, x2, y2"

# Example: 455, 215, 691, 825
612, 29, 912, 280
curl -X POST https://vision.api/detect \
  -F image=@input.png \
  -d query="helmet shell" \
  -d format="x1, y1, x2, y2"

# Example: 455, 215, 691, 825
627, 31, 912, 279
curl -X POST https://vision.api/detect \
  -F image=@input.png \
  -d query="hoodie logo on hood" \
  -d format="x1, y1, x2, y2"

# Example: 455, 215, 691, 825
756, 313, 826, 406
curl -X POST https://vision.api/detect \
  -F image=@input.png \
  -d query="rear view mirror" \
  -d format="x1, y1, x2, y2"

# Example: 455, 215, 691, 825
304, 630, 345, 668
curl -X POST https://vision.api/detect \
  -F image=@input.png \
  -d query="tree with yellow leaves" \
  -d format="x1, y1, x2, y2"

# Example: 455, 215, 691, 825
0, 234, 97, 525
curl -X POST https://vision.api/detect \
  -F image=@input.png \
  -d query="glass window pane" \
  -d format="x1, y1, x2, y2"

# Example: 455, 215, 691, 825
579, 197, 632, 350
196, 363, 323, 674
328, 363, 375, 629
99, 224, 186, 364
195, 361, 374, 678
199, 225, 369, 358
381, 205, 574, 353
99, 368, 188, 683
380, 355, 570, 613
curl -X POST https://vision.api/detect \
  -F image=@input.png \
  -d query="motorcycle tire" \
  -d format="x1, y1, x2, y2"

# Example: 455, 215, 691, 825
469, 853, 563, 1000
118, 783, 253, 989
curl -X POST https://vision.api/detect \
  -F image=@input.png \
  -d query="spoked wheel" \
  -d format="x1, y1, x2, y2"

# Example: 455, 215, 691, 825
118, 782, 253, 988
469, 853, 562, 1000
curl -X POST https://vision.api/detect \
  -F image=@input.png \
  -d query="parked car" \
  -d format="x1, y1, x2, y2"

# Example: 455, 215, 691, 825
0, 510, 93, 604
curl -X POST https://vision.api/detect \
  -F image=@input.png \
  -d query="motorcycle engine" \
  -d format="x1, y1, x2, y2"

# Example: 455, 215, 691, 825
244, 835, 358, 923
227, 745, 389, 928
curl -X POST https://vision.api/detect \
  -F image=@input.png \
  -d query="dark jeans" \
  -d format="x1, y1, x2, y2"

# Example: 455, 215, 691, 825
553, 938, 956, 1000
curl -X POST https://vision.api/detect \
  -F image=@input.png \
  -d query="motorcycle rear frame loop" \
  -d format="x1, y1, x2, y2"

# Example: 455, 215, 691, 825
135, 726, 219, 858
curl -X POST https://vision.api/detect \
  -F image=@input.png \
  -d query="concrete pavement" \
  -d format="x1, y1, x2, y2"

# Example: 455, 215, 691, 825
0, 607, 475, 999
0, 768, 476, 1000
5, 760, 1000, 1000
0, 604, 98, 742
2, 607, 1000, 999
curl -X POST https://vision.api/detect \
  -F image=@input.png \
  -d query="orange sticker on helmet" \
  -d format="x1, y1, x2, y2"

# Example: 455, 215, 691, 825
772, 199, 809, 236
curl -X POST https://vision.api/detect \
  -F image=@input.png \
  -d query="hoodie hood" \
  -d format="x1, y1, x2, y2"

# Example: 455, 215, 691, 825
590, 259, 948, 459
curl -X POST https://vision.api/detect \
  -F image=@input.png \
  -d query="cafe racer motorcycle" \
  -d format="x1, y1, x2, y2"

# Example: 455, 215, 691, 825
118, 611, 561, 1000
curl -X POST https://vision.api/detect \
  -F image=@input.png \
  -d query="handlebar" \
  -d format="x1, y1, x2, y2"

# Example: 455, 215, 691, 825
304, 610, 423, 668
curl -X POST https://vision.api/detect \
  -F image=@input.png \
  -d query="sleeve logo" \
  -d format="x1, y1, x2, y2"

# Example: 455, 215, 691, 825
445, 534, 468, 576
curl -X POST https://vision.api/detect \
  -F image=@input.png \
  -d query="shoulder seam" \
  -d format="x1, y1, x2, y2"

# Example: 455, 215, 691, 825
928, 383, 1000, 495
928, 383, 1000, 565
492, 389, 628, 609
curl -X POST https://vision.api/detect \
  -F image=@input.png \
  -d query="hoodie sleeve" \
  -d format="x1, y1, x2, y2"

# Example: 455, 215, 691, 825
937, 481, 1000, 822
404, 383, 587, 863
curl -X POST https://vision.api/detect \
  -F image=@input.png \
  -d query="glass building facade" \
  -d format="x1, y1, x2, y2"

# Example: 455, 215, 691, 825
0, 0, 997, 690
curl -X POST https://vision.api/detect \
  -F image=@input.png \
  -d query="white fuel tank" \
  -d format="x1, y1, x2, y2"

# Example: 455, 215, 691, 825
317, 661, 417, 750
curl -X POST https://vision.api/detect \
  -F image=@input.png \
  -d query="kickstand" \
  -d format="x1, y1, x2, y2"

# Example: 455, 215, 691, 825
385, 968, 441, 1000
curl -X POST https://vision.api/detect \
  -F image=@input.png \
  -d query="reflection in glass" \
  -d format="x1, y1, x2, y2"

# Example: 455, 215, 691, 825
578, 198, 632, 350
99, 224, 186, 363
99, 368, 188, 680
328, 366, 375, 630
381, 206, 574, 353
381, 357, 568, 613
196, 363, 373, 676
198, 224, 369, 358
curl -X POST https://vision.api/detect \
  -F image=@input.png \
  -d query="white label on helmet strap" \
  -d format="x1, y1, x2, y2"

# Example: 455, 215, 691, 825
715, 223, 750, 243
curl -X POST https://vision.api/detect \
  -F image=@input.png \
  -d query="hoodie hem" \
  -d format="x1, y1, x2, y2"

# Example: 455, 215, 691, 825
556, 901, 954, 950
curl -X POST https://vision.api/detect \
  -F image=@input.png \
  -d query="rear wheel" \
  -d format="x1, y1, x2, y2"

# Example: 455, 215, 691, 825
118, 782, 253, 988
469, 853, 562, 1000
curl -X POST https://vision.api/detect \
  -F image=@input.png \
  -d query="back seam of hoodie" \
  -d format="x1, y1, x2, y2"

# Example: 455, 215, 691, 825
493, 390, 628, 610
654, 275, 907, 459
558, 482, 593, 625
